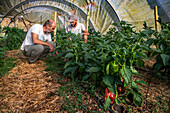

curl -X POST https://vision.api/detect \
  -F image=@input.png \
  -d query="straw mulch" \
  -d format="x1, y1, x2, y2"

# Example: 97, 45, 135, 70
0, 50, 62, 112
0, 49, 169, 113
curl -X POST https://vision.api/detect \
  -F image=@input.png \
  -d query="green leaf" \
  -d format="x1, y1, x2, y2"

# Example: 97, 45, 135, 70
112, 23, 121, 27
72, 43, 78, 47
103, 76, 113, 87
65, 53, 74, 58
132, 81, 141, 91
82, 46, 88, 51
64, 61, 71, 69
160, 54, 170, 66
86, 67, 100, 73
115, 97, 120, 104
120, 66, 132, 86
130, 66, 143, 76
136, 57, 144, 68
135, 79, 148, 86
76, 62, 85, 67
139, 45, 152, 52
85, 53, 91, 59
154, 63, 163, 71
71, 66, 77, 75
152, 48, 162, 53
122, 96, 127, 104
63, 67, 73, 75
82, 74, 90, 81
67, 49, 73, 52
104, 96, 111, 110
106, 63, 110, 75
137, 52, 148, 59
132, 91, 142, 107
108, 86, 116, 95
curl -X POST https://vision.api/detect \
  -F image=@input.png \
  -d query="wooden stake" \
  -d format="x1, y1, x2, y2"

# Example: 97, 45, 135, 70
154, 6, 159, 32
57, 15, 61, 30
54, 11, 57, 42
86, 8, 89, 31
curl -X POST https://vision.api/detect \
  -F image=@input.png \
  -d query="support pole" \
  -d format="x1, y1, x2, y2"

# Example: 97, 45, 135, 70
54, 11, 57, 42
57, 15, 61, 30
21, 18, 28, 31
86, 8, 89, 31
154, 6, 159, 32
64, 14, 65, 30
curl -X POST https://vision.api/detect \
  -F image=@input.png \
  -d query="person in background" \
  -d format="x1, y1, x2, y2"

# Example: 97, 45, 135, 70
20, 19, 58, 64
66, 15, 89, 43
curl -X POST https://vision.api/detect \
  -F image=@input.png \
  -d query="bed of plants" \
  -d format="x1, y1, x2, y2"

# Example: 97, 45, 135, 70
52, 20, 169, 111
0, 26, 26, 77
0, 20, 169, 112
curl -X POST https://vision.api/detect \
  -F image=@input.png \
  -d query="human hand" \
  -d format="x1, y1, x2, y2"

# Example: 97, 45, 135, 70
49, 44, 55, 52
83, 30, 89, 36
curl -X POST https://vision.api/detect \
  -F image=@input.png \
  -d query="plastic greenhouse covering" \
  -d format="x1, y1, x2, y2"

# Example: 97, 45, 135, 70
0, 0, 169, 34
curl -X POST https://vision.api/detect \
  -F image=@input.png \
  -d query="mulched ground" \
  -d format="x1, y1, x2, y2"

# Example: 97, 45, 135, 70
0, 50, 169, 113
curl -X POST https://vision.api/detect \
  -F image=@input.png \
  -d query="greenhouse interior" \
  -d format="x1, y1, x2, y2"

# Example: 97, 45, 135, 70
0, 0, 170, 112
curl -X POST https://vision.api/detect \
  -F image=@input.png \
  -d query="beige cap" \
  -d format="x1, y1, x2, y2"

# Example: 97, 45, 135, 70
68, 15, 78, 22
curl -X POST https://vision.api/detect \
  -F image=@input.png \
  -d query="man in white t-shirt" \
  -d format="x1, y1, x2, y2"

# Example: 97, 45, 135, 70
21, 19, 58, 64
66, 15, 89, 43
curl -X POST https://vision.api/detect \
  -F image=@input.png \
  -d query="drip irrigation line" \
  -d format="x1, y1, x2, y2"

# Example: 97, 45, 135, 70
79, 83, 114, 113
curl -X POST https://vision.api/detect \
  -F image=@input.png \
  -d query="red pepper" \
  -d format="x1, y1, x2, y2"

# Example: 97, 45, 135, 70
121, 77, 124, 83
118, 77, 125, 93
104, 88, 115, 104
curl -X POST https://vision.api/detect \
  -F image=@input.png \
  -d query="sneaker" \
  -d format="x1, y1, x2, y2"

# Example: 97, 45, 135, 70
28, 60, 34, 64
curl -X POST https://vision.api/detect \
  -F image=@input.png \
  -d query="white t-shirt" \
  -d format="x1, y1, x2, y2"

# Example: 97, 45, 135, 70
20, 24, 51, 50
66, 22, 86, 35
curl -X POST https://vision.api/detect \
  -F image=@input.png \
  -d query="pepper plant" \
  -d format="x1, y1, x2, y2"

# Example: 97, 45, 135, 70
0, 26, 17, 77
145, 21, 170, 77
3, 27, 26, 50
53, 21, 170, 110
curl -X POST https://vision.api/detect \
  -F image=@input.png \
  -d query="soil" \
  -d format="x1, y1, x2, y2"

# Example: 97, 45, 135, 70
0, 49, 169, 113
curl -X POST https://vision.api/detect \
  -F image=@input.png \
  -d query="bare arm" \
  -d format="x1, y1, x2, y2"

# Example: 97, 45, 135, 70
32, 33, 55, 52
83, 30, 89, 43
83, 30, 89, 36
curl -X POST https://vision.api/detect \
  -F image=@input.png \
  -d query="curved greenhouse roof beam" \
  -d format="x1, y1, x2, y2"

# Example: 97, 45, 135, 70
7, 5, 96, 30
104, 0, 120, 22
6, 5, 71, 27
0, 0, 95, 29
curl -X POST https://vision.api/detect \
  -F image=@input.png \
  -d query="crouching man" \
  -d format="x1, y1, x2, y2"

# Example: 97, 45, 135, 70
66, 15, 89, 43
20, 19, 58, 64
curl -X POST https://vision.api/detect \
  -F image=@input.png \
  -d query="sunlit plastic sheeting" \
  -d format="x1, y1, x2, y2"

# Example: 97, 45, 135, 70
23, 11, 53, 24
26, 1, 90, 25
0, 0, 120, 33
8, 5, 69, 26
0, 0, 169, 34
20, 1, 87, 28
160, 0, 170, 19
146, 0, 170, 22
0, 0, 16, 16
89, 0, 119, 33
107, 0, 170, 31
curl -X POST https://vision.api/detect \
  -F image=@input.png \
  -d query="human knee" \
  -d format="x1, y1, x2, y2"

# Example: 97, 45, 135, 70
35, 45, 44, 53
